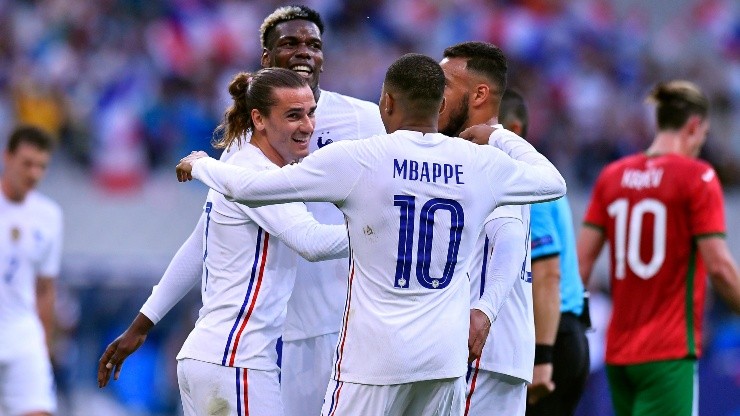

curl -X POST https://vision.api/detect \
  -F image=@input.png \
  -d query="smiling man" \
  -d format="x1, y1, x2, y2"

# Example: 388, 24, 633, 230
96, 5, 386, 416
257, 7, 387, 416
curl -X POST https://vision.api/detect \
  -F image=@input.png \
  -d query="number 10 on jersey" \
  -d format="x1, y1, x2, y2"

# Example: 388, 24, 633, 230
394, 195, 464, 290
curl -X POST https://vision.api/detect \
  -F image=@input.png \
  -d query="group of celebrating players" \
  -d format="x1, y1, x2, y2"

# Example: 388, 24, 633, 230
4, 4, 740, 416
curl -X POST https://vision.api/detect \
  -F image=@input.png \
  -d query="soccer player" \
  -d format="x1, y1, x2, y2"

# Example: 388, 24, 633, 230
0, 126, 62, 416
98, 68, 350, 416
437, 42, 534, 416
97, 6, 386, 416
499, 90, 589, 416
577, 80, 740, 416
177, 53, 566, 416
257, 8, 386, 416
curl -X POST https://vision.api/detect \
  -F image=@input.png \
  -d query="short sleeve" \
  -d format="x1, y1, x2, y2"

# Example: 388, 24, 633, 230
689, 166, 726, 237
530, 201, 561, 260
583, 170, 608, 231
38, 206, 63, 277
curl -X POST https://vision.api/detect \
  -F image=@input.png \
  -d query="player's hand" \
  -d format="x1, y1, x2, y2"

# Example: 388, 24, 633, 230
527, 363, 556, 405
97, 313, 153, 388
468, 308, 491, 363
176, 151, 209, 182
459, 124, 498, 145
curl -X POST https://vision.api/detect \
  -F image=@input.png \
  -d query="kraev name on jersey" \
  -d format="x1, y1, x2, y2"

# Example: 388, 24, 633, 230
393, 158, 465, 184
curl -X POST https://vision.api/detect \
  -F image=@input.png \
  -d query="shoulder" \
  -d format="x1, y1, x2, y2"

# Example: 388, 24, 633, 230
320, 90, 380, 113
227, 146, 276, 171
27, 192, 63, 223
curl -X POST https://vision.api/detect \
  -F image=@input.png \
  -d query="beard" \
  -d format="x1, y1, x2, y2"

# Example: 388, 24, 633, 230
439, 96, 469, 137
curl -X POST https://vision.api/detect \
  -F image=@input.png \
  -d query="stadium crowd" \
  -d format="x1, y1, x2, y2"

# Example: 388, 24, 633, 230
1, 0, 739, 188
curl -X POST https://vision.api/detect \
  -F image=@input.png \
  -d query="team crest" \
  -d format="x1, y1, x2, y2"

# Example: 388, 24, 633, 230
10, 227, 20, 242
316, 131, 333, 148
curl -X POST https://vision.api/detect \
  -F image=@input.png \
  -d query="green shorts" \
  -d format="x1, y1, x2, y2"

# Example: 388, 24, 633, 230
607, 359, 697, 416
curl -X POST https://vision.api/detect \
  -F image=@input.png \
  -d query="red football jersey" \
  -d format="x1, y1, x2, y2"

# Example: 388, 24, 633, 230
584, 153, 725, 365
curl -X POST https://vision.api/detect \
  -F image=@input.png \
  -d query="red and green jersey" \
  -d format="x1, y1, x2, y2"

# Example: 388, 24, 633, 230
583, 153, 725, 365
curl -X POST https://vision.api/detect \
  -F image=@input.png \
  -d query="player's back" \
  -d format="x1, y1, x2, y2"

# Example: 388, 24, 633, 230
584, 153, 725, 364
329, 130, 546, 385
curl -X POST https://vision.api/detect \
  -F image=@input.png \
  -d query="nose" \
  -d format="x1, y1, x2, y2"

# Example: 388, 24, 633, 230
294, 42, 311, 58
300, 115, 314, 133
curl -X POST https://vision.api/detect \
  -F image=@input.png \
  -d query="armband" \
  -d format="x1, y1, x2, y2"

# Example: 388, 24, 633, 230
534, 344, 554, 365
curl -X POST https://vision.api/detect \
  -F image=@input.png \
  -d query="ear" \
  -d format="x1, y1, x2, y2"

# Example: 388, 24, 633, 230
384, 92, 394, 115
684, 115, 701, 136
439, 96, 447, 115
471, 83, 490, 108
252, 109, 266, 132
507, 120, 523, 136
260, 49, 271, 69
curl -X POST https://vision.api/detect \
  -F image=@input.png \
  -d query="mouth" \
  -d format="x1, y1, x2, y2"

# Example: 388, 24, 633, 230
292, 136, 310, 144
290, 64, 313, 78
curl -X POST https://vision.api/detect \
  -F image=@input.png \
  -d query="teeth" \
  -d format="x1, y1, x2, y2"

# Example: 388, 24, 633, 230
291, 65, 311, 73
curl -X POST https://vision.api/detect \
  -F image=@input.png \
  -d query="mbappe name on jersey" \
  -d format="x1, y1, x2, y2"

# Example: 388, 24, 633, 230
393, 158, 465, 184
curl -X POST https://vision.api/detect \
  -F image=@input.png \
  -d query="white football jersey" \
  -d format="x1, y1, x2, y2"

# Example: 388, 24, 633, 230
176, 145, 348, 370
284, 90, 386, 342
470, 205, 534, 382
192, 129, 565, 384
0, 191, 62, 360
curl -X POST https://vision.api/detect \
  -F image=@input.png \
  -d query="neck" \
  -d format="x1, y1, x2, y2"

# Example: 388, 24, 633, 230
468, 114, 498, 129
395, 115, 439, 134
250, 134, 287, 167
646, 132, 694, 158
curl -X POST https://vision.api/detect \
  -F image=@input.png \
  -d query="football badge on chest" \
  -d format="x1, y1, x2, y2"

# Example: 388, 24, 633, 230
10, 226, 20, 243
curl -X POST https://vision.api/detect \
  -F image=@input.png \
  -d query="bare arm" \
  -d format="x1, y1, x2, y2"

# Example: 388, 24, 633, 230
528, 256, 560, 404
532, 257, 561, 346
36, 276, 56, 354
577, 226, 606, 287
698, 236, 740, 313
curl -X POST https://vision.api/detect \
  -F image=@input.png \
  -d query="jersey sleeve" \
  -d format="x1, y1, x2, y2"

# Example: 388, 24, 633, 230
192, 142, 364, 208
38, 205, 63, 278
689, 166, 726, 237
140, 213, 205, 324
472, 215, 527, 322
231, 201, 349, 262
582, 169, 608, 231
483, 130, 567, 206
530, 201, 562, 261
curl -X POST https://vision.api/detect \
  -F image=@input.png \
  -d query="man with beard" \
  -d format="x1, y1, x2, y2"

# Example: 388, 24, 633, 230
438, 41, 533, 416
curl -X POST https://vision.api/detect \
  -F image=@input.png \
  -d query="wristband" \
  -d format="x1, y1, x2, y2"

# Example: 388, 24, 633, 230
534, 344, 554, 365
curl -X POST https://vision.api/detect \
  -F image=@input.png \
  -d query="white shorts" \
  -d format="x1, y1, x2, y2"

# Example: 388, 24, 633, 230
177, 358, 283, 416
0, 346, 56, 415
321, 376, 465, 416
464, 367, 526, 416
281, 332, 339, 416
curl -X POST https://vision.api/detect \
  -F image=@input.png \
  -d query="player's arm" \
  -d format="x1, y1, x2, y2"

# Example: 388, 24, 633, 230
36, 275, 56, 355
245, 203, 349, 262
698, 236, 740, 313
177, 144, 361, 208
460, 125, 566, 206
469, 214, 527, 363
528, 255, 560, 404
98, 214, 205, 388
576, 225, 606, 286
